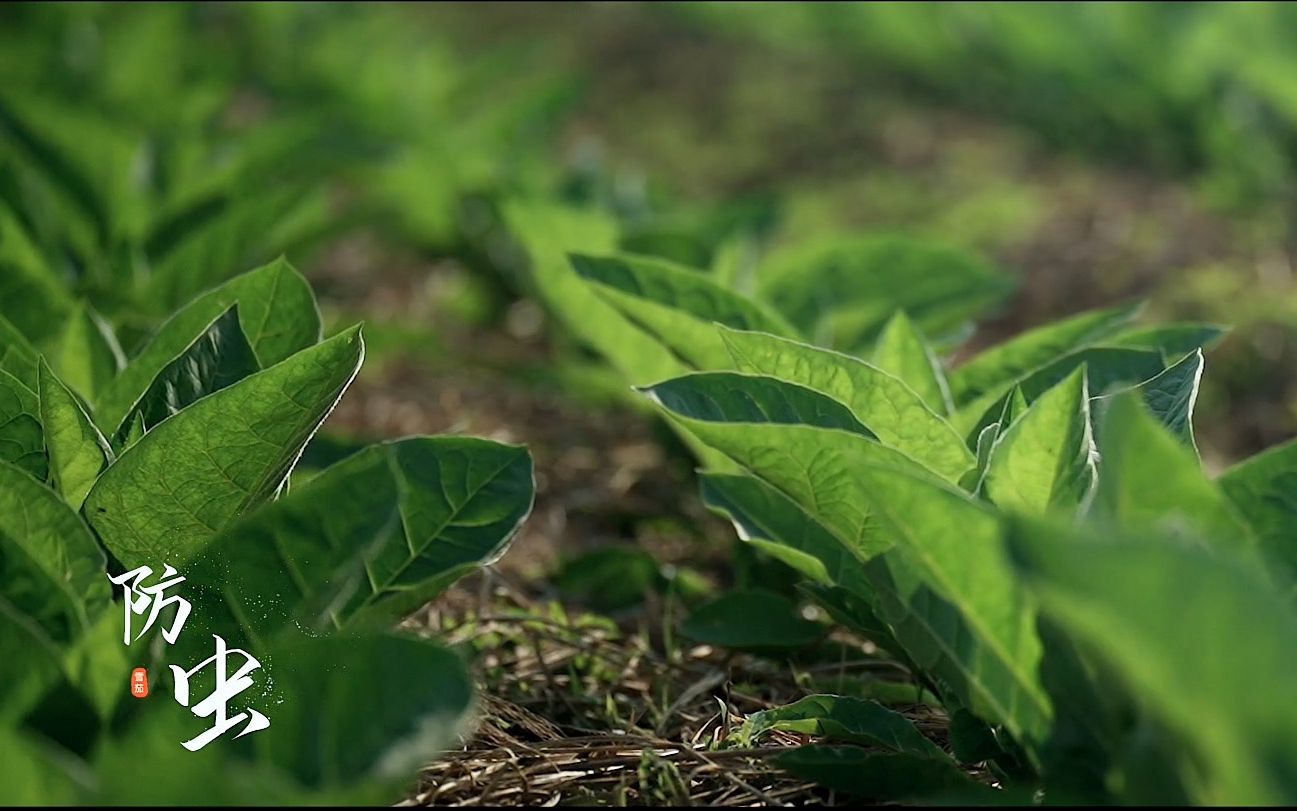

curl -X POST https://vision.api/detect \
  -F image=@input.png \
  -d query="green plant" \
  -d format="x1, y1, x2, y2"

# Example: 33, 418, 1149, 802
0, 259, 535, 804
528, 242, 1297, 803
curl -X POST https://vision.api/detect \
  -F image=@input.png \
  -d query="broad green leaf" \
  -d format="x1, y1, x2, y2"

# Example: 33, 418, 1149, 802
112, 304, 260, 445
119, 411, 145, 453
0, 366, 45, 480
38, 359, 111, 510
1018, 347, 1164, 402
985, 367, 1096, 515
1220, 439, 1297, 593
0, 94, 122, 246
84, 325, 364, 569
646, 372, 874, 438
961, 386, 1030, 493
1009, 519, 1297, 805
1097, 349, 1202, 446
872, 310, 953, 415
739, 695, 945, 759
1107, 323, 1229, 358
256, 633, 474, 791
502, 201, 684, 388
92, 634, 474, 804
61, 608, 134, 723
554, 548, 665, 611
835, 466, 1051, 746
700, 472, 872, 594
0, 202, 75, 347
0, 730, 85, 804
0, 312, 40, 390
0, 460, 109, 646
757, 235, 1013, 351
774, 747, 994, 802
1093, 393, 1252, 551
701, 473, 920, 677
48, 302, 124, 401
0, 586, 65, 724
571, 252, 798, 369
688, 427, 1050, 744
504, 203, 730, 468
950, 302, 1142, 407
710, 232, 759, 293
962, 422, 1001, 493
719, 327, 974, 482
1033, 617, 1130, 801
680, 589, 824, 652
95, 257, 322, 433
955, 346, 1164, 440
644, 384, 931, 558
187, 437, 533, 644
1005, 385, 1030, 426
144, 186, 333, 316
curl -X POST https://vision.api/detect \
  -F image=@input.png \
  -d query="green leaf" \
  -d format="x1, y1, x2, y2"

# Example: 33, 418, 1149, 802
47, 302, 125, 401
0, 460, 109, 646
757, 235, 1013, 351
963, 422, 1001, 493
645, 372, 874, 437
61, 608, 134, 723
112, 304, 260, 445
834, 467, 1052, 746
960, 387, 1030, 493
950, 302, 1142, 407
84, 325, 364, 569
187, 437, 534, 643
739, 695, 945, 759
1009, 518, 1297, 805
1093, 393, 1252, 551
0, 202, 75, 347
38, 359, 111, 510
554, 548, 664, 612
985, 367, 1096, 516
719, 327, 974, 482
256, 633, 474, 790
699, 471, 1050, 750
700, 472, 871, 594
143, 187, 332, 316
702, 471, 919, 668
680, 589, 824, 653
685, 400, 1049, 743
0, 366, 45, 480
94, 257, 322, 434
1219, 439, 1297, 593
92, 634, 474, 804
954, 346, 1164, 440
571, 252, 798, 369
0, 730, 85, 804
504, 203, 732, 468
645, 389, 930, 558
0, 312, 40, 390
502, 201, 685, 388
1107, 323, 1229, 358
773, 747, 995, 802
1098, 349, 1202, 446
872, 310, 953, 415
119, 411, 145, 453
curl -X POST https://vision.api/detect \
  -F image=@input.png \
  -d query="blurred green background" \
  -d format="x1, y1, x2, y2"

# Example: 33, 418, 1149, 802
3, 1, 1296, 468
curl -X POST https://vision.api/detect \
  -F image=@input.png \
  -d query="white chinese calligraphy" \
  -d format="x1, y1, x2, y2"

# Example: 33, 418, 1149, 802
169, 634, 272, 752
107, 565, 192, 645
109, 563, 271, 752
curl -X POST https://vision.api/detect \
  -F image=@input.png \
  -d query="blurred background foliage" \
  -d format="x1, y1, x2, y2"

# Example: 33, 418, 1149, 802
2, 1, 1296, 466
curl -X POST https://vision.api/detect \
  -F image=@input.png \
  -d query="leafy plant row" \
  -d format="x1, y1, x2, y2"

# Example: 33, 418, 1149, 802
506, 209, 1297, 804
1, 259, 535, 804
